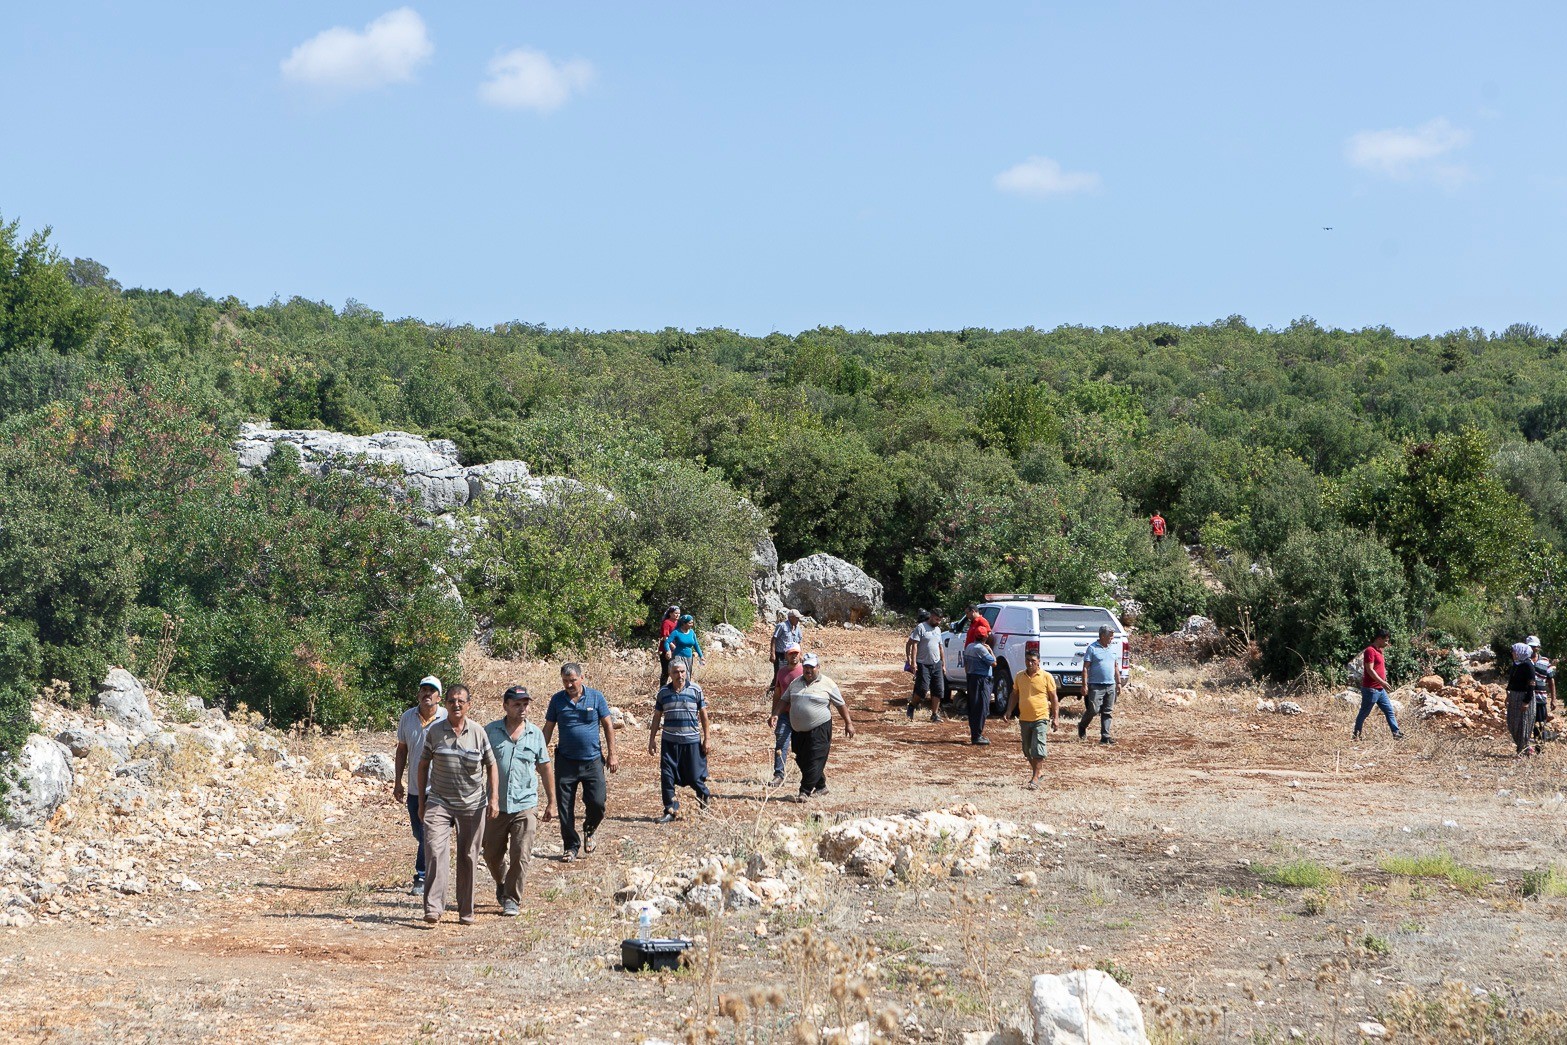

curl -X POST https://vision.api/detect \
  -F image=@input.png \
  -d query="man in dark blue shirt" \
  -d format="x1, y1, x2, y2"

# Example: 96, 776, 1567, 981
648, 660, 712, 822
543, 663, 618, 862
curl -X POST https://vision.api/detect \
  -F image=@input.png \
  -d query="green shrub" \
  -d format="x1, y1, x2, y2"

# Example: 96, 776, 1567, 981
0, 616, 42, 776
1251, 859, 1341, 889
1128, 540, 1207, 632
1378, 852, 1490, 893
462, 491, 654, 657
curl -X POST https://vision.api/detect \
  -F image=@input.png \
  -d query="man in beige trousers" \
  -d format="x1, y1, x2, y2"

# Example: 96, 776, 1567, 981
484, 686, 554, 917
418, 685, 499, 925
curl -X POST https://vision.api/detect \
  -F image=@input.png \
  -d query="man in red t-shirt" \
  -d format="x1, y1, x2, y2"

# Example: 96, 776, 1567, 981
1353, 627, 1403, 740
1150, 511, 1167, 543
964, 607, 991, 646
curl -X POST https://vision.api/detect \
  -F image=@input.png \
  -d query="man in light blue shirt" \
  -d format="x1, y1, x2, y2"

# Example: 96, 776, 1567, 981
484, 686, 554, 916
1079, 626, 1121, 745
771, 609, 804, 668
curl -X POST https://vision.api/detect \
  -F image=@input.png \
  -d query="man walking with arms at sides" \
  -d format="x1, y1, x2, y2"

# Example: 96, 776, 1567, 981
1527, 636, 1557, 742
1353, 627, 1403, 741
1150, 510, 1167, 545
418, 685, 498, 925
484, 686, 554, 917
772, 608, 804, 671
776, 653, 854, 799
393, 676, 446, 894
1004, 648, 1059, 789
1079, 625, 1122, 745
904, 609, 947, 722
767, 644, 804, 786
648, 660, 712, 822
543, 663, 618, 862
963, 633, 998, 745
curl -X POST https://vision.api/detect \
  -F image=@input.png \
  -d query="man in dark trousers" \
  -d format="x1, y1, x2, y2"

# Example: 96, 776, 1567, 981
543, 662, 618, 862
776, 654, 855, 798
1079, 625, 1123, 745
648, 660, 711, 822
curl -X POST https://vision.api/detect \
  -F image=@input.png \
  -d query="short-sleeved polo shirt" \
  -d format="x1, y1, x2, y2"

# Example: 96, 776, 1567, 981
485, 718, 550, 814
545, 687, 612, 761
420, 718, 494, 811
1083, 640, 1118, 686
396, 705, 446, 796
654, 683, 706, 744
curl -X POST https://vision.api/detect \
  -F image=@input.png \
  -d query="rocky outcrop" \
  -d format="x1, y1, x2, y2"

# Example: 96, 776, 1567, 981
233, 424, 586, 513
2, 736, 74, 828
95, 668, 154, 737
1029, 969, 1149, 1045
815, 804, 1019, 879
751, 536, 787, 620
779, 553, 883, 623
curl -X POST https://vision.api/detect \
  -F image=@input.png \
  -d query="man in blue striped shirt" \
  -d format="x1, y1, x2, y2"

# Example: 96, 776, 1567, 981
647, 660, 711, 822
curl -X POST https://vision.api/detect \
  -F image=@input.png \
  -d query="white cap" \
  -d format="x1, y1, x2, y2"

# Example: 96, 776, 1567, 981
1527, 635, 1542, 648
418, 675, 443, 694
801, 653, 819, 667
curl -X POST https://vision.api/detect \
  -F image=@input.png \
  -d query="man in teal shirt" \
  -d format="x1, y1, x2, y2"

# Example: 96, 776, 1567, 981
484, 686, 554, 917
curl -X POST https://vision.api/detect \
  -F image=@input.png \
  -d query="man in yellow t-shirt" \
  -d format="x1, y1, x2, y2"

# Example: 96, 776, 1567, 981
1003, 649, 1059, 790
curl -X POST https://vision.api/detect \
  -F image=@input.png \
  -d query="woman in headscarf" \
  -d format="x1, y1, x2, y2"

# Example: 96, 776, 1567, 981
656, 605, 680, 687
663, 614, 706, 682
1508, 641, 1545, 756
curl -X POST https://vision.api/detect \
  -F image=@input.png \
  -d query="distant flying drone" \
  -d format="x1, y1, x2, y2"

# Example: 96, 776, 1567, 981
1322, 226, 1333, 231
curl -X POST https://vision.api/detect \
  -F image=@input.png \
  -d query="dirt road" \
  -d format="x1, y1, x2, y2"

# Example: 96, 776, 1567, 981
5, 628, 1567, 1042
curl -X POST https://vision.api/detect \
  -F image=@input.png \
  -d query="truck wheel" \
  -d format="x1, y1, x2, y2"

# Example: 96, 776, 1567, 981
990, 668, 1012, 717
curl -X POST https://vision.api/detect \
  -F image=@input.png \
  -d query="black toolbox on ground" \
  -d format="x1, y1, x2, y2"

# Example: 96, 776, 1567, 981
621, 937, 691, 972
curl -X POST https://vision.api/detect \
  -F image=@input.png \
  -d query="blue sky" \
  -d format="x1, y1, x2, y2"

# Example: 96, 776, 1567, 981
3, 2, 1564, 336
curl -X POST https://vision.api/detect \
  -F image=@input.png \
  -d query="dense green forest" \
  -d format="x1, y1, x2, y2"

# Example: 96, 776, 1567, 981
3, 213, 1566, 759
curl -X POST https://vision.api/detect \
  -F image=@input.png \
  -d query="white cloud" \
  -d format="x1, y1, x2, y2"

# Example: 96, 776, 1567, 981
280, 8, 433, 91
994, 157, 1101, 198
478, 48, 594, 112
1345, 117, 1472, 181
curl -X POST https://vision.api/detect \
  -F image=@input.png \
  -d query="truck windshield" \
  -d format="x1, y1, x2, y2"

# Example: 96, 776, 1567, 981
1038, 608, 1116, 632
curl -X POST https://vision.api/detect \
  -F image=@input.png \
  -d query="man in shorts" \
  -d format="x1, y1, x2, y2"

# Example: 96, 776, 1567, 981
1004, 648, 1059, 788
904, 609, 947, 722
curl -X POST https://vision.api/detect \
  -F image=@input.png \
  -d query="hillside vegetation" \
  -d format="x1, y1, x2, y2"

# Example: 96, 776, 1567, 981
3, 213, 1566, 754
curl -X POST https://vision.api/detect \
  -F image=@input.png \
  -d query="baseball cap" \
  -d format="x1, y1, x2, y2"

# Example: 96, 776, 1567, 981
502, 685, 531, 702
418, 675, 443, 694
787, 608, 801, 618
785, 643, 801, 654
801, 653, 819, 667
1527, 635, 1541, 648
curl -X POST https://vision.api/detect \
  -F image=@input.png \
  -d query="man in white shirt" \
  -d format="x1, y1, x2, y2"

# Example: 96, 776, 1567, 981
393, 675, 447, 894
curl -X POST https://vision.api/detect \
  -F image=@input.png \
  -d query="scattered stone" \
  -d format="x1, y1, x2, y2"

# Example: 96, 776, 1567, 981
1276, 701, 1304, 716
1030, 969, 1149, 1045
55, 728, 94, 758
353, 753, 395, 781
704, 623, 747, 651
113, 760, 156, 784
1357, 1021, 1388, 1038
1415, 675, 1446, 693
817, 805, 1020, 879
1013, 871, 1038, 888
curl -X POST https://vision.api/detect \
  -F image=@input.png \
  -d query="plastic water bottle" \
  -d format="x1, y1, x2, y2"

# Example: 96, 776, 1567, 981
638, 906, 652, 942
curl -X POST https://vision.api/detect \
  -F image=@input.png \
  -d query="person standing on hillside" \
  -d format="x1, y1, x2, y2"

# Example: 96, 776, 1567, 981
663, 614, 706, 682
483, 686, 554, 918
1150, 510, 1167, 545
767, 644, 804, 785
657, 605, 680, 687
776, 653, 855, 798
648, 660, 712, 822
771, 609, 804, 670
543, 663, 618, 862
1507, 642, 1541, 756
418, 684, 499, 925
963, 633, 998, 745
1528, 636, 1557, 741
1003, 648, 1059, 789
904, 609, 947, 722
393, 675, 446, 895
1078, 625, 1121, 745
1353, 627, 1403, 741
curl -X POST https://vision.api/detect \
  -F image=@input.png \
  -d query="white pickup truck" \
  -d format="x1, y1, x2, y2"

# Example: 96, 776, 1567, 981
940, 595, 1130, 711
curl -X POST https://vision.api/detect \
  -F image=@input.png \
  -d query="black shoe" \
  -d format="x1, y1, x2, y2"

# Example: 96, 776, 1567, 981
656, 811, 677, 824
1100, 737, 1115, 746
971, 736, 990, 746
905, 703, 916, 720
496, 884, 504, 906
1392, 732, 1405, 740
930, 713, 943, 723
698, 793, 711, 809
1077, 723, 1088, 739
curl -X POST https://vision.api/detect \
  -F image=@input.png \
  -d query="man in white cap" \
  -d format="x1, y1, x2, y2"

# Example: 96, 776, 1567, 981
393, 675, 447, 893
775, 653, 854, 799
